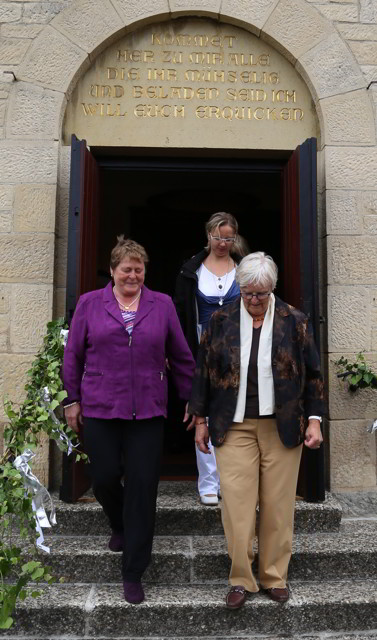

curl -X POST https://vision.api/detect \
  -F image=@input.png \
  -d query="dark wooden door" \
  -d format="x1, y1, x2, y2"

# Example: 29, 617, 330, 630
60, 135, 100, 502
282, 137, 325, 502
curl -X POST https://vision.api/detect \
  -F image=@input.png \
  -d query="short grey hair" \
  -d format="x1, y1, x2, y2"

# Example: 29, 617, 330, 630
235, 252, 278, 290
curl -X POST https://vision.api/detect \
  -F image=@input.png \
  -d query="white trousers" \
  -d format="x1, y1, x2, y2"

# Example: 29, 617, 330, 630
195, 438, 220, 495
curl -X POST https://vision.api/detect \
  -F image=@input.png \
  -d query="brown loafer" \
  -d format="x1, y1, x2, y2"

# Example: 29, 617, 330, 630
263, 587, 289, 603
226, 585, 246, 609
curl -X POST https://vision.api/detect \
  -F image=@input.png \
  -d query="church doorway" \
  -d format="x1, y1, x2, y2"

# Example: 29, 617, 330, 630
62, 137, 323, 502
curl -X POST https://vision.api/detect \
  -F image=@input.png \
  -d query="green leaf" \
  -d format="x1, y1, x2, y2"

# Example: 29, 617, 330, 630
31, 568, 44, 580
0, 616, 13, 629
56, 390, 68, 402
50, 400, 59, 411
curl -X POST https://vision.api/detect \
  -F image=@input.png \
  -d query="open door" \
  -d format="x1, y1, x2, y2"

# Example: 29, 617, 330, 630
282, 137, 325, 502
60, 135, 100, 502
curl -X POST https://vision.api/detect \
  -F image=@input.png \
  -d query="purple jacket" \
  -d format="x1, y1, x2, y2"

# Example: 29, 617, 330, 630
63, 283, 195, 421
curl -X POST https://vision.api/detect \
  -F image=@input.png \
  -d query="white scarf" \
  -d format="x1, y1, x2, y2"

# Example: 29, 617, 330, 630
233, 293, 275, 422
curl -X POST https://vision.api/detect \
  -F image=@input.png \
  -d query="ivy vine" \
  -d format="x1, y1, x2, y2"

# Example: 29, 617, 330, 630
0, 318, 86, 629
335, 352, 377, 392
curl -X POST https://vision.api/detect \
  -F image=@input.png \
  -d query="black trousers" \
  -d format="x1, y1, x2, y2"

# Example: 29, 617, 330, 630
83, 416, 164, 581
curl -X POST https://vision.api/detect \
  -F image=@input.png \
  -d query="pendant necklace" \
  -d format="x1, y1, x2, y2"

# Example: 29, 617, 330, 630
113, 288, 141, 310
212, 257, 231, 306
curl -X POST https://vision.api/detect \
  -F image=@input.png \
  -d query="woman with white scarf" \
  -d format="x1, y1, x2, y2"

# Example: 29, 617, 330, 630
188, 252, 324, 609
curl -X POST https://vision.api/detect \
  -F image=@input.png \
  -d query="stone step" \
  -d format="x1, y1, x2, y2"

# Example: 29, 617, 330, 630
53, 481, 342, 536
2, 580, 377, 637
42, 519, 377, 584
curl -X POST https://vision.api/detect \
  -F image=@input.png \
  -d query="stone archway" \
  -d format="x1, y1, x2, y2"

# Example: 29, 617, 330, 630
3, 0, 377, 491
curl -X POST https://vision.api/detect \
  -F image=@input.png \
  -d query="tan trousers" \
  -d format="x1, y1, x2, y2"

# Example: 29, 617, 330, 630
215, 418, 302, 592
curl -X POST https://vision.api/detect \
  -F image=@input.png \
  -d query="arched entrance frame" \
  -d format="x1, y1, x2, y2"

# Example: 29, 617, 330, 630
4, 0, 377, 491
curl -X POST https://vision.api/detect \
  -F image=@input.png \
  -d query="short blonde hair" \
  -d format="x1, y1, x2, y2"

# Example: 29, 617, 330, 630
235, 252, 278, 290
110, 236, 149, 270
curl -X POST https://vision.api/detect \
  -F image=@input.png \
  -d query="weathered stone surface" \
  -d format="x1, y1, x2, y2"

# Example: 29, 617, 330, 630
297, 33, 365, 100
13, 184, 56, 233
327, 286, 370, 351
219, 0, 278, 33
326, 190, 362, 235
52, 0, 124, 55
0, 353, 34, 421
262, 0, 332, 63
349, 41, 377, 66
0, 3, 22, 23
360, 0, 377, 23
22, 2, 68, 25
328, 353, 377, 420
364, 215, 377, 234
58, 143, 71, 187
53, 286, 66, 318
0, 101, 6, 126
0, 65, 19, 83
10, 284, 53, 352
30, 431, 50, 487
338, 23, 377, 41
0, 285, 10, 314
0, 583, 88, 636
319, 89, 375, 145
1, 24, 44, 39
0, 211, 12, 232
0, 141, 58, 183
360, 64, 377, 85
0, 185, 12, 209
54, 235, 68, 288
112, 0, 169, 25
0, 234, 54, 283
8, 82, 64, 138
170, 0, 221, 16
311, 3, 358, 21
0, 37, 31, 64
371, 308, 377, 350
326, 147, 377, 190
0, 314, 9, 351
329, 235, 377, 284
56, 186, 69, 237
329, 419, 377, 491
17, 26, 89, 93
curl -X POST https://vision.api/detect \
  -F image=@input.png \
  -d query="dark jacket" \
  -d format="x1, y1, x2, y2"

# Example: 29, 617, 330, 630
63, 282, 195, 421
188, 296, 325, 448
174, 249, 241, 358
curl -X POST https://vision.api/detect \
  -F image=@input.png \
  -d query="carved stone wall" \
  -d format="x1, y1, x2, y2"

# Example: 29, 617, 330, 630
0, 0, 376, 491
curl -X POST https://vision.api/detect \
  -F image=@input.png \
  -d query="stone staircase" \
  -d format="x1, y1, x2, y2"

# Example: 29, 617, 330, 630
2, 481, 377, 639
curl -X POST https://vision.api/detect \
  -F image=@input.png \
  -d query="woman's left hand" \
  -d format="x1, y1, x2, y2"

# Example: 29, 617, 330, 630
304, 419, 323, 449
183, 402, 196, 430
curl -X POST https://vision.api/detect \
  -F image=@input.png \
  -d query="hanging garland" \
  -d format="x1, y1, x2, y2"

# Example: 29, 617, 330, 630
0, 318, 87, 630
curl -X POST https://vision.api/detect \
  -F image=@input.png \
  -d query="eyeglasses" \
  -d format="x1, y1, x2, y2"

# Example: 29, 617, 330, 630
210, 234, 236, 244
240, 290, 271, 301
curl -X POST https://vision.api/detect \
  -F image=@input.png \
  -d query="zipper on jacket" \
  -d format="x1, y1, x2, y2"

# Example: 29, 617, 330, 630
160, 371, 164, 381
82, 363, 86, 381
127, 331, 136, 419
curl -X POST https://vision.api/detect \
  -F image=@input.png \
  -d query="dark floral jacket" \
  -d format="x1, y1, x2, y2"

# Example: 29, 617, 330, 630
188, 296, 325, 449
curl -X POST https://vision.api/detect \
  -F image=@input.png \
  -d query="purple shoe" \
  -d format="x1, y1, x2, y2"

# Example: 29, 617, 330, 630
108, 532, 124, 552
123, 580, 144, 604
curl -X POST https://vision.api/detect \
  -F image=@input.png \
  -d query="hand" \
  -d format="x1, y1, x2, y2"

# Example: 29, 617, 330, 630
183, 402, 196, 430
304, 419, 323, 449
64, 403, 83, 433
195, 421, 211, 454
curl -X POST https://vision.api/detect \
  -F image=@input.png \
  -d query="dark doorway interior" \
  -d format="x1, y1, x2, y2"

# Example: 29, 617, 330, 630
94, 156, 283, 477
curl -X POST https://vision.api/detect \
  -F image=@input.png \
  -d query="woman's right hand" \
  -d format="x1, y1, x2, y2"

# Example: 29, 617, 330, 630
195, 421, 211, 454
64, 403, 83, 433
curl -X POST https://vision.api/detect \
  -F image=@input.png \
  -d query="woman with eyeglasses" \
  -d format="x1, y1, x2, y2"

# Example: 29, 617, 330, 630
188, 252, 324, 608
174, 212, 246, 505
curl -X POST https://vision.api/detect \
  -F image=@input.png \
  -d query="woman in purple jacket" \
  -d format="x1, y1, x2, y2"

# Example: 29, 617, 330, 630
63, 237, 195, 605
